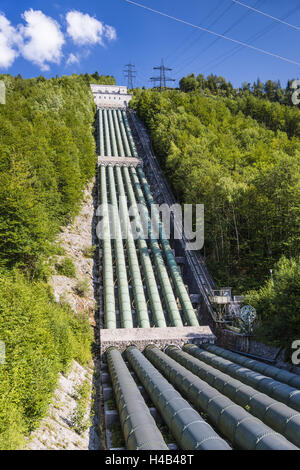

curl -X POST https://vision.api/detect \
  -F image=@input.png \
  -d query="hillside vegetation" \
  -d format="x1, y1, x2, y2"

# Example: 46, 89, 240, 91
0, 72, 113, 449
247, 256, 300, 351
131, 82, 300, 349
0, 73, 112, 273
180, 73, 300, 137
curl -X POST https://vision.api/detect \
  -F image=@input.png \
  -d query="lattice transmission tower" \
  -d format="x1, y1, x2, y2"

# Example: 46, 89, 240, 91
150, 59, 175, 92
124, 63, 137, 90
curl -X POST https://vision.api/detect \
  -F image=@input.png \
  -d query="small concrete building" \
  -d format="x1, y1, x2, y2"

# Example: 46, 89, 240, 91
90, 84, 132, 109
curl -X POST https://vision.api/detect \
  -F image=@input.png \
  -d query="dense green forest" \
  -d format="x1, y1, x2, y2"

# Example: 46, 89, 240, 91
0, 72, 113, 449
179, 73, 297, 105
247, 256, 300, 352
179, 74, 300, 137
0, 72, 115, 273
131, 81, 300, 349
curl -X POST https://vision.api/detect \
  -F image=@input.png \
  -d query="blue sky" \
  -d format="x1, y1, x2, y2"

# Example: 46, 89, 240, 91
1, 0, 300, 88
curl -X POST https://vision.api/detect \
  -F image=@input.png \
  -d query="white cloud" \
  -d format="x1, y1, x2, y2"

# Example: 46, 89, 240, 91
0, 9, 117, 71
104, 25, 117, 42
0, 14, 21, 68
66, 53, 79, 66
19, 9, 65, 71
66, 11, 116, 46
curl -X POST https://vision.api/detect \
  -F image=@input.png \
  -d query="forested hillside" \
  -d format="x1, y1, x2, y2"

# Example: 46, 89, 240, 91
0, 72, 115, 273
131, 84, 300, 348
0, 72, 113, 449
179, 73, 297, 105
180, 73, 300, 137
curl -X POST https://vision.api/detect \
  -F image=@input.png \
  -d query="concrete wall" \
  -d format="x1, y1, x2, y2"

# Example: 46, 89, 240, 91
100, 326, 216, 358
93, 93, 132, 108
91, 84, 132, 108
91, 85, 128, 94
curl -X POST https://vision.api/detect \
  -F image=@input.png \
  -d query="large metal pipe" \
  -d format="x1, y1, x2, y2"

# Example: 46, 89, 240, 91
145, 346, 297, 450
122, 166, 167, 328
98, 109, 105, 156
126, 346, 231, 450
130, 166, 184, 327
172, 345, 300, 448
115, 165, 150, 328
106, 348, 168, 450
107, 109, 118, 156
100, 165, 116, 329
136, 166, 199, 327
185, 344, 300, 413
112, 109, 125, 157
117, 109, 132, 157
121, 110, 139, 159
103, 109, 112, 156
202, 344, 300, 390
107, 165, 133, 328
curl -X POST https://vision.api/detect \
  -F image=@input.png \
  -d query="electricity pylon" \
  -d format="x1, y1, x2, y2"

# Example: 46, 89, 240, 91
124, 63, 136, 90
150, 59, 175, 91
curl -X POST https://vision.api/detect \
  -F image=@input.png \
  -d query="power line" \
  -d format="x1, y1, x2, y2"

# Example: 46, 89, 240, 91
201, 3, 300, 74
125, 0, 300, 67
165, 1, 231, 65
172, 0, 261, 79
231, 0, 300, 31
124, 63, 137, 89
150, 59, 175, 91
170, 1, 237, 77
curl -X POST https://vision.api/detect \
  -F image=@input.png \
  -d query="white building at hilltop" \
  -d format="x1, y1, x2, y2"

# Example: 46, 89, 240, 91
90, 84, 132, 108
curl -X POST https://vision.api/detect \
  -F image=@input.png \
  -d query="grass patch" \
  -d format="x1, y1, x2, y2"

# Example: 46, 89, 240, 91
70, 379, 92, 435
55, 257, 76, 278
74, 278, 90, 297
82, 246, 96, 259
106, 398, 117, 411
53, 244, 66, 256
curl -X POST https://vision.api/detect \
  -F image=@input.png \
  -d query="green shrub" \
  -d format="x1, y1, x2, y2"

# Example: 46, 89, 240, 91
74, 278, 90, 298
0, 270, 92, 449
55, 257, 76, 278
106, 398, 117, 411
70, 380, 92, 435
82, 246, 96, 259
53, 244, 66, 256
247, 256, 300, 352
